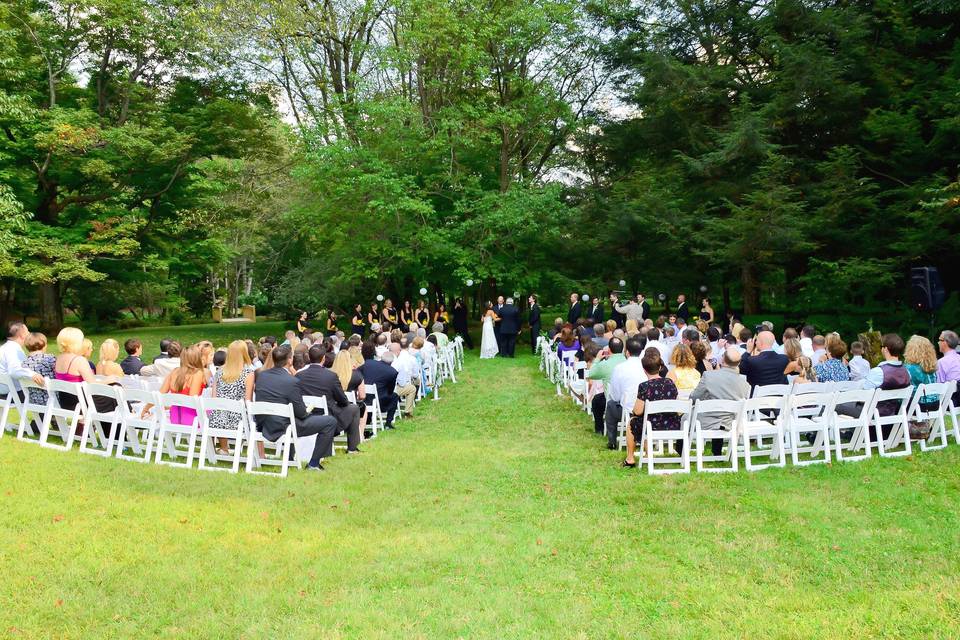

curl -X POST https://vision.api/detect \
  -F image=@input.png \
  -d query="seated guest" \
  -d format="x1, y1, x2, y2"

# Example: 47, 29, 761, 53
811, 335, 827, 363
120, 339, 145, 375
212, 349, 227, 368
375, 333, 389, 359
332, 349, 366, 432
281, 330, 297, 346
257, 343, 274, 370
154, 338, 172, 362
905, 335, 939, 436
740, 331, 789, 387
208, 340, 254, 455
842, 334, 910, 440
624, 318, 640, 339
794, 356, 817, 384
556, 326, 581, 361
737, 327, 752, 352
292, 342, 310, 371
800, 325, 816, 358
667, 344, 701, 394
405, 322, 418, 345
689, 347, 750, 455
139, 341, 182, 378
604, 320, 616, 340
389, 342, 419, 416
848, 341, 870, 381
814, 335, 849, 382
297, 346, 361, 453
252, 344, 339, 471
593, 324, 609, 349
142, 345, 206, 426
1, 323, 46, 401
936, 330, 960, 406
548, 318, 564, 341
23, 332, 55, 407
706, 326, 722, 361
643, 327, 671, 364
587, 337, 626, 442
54, 328, 100, 411
689, 340, 713, 375
358, 341, 399, 429
605, 338, 646, 452
623, 350, 680, 467
81, 338, 96, 373
783, 338, 804, 376
431, 322, 449, 348
96, 338, 125, 378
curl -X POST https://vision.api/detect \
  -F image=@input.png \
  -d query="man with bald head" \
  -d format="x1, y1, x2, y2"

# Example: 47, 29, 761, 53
690, 347, 752, 455
740, 330, 789, 388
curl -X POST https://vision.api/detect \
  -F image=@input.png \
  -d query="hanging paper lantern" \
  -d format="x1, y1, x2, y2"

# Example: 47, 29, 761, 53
618, 279, 626, 287
419, 287, 427, 295
466, 279, 474, 287
376, 294, 384, 302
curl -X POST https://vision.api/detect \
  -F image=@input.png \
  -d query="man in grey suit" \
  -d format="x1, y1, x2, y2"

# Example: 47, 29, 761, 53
689, 347, 750, 456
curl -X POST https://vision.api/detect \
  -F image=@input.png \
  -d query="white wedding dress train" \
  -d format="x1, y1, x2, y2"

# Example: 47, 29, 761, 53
480, 315, 499, 359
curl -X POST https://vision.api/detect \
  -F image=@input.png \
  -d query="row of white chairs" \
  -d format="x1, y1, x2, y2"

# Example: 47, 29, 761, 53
0, 336, 466, 477
537, 338, 960, 474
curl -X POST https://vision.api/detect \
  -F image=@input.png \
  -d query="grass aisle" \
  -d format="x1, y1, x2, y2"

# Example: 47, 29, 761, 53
2, 350, 960, 638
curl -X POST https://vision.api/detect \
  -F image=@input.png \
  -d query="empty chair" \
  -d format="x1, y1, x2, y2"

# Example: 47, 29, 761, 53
79, 382, 124, 457
115, 388, 162, 463
830, 389, 876, 462
39, 379, 87, 450
154, 393, 202, 467
198, 396, 247, 473
245, 401, 298, 477
784, 392, 835, 466
910, 381, 955, 451
869, 386, 913, 457
690, 399, 744, 473
638, 399, 694, 475
740, 396, 787, 471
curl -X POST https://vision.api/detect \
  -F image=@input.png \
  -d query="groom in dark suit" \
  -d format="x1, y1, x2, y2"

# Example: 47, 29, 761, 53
494, 295, 505, 355
568, 293, 582, 325
528, 294, 541, 354
499, 298, 521, 357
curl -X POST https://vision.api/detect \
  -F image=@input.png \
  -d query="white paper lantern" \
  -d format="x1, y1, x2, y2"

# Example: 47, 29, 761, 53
376, 294, 384, 302
419, 287, 427, 295
466, 279, 474, 287
618, 279, 626, 287
699, 285, 708, 293
514, 292, 520, 298
658, 293, 666, 301
581, 294, 590, 301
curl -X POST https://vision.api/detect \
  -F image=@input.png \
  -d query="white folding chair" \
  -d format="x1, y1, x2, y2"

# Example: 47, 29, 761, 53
79, 382, 124, 457
303, 395, 336, 456
833, 380, 863, 392
39, 379, 86, 451
154, 393, 202, 467
198, 396, 247, 472
245, 401, 298, 477
15, 378, 48, 442
791, 381, 835, 396
751, 382, 794, 398
740, 395, 787, 471
0, 373, 24, 437
784, 392, 834, 466
869, 387, 913, 458
639, 399, 693, 475
911, 381, 955, 451
943, 382, 960, 444
116, 388, 162, 462
363, 385, 384, 434
691, 399, 743, 473
831, 389, 875, 462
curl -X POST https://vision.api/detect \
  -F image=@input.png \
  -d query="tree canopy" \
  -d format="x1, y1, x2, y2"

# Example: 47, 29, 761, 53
2, 0, 958, 335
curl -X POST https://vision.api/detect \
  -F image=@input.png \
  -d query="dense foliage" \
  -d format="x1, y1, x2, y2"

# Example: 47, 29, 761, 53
2, 0, 958, 335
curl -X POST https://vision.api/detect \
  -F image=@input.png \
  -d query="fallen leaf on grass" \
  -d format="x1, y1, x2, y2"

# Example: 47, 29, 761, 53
178, 518, 188, 524
55, 599, 63, 607
536, 539, 542, 546
52, 515, 64, 523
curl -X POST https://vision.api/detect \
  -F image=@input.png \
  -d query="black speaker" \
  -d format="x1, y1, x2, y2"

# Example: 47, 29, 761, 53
911, 266, 945, 311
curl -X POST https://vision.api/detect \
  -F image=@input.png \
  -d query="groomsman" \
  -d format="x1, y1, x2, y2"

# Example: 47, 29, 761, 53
676, 293, 690, 322
589, 296, 604, 324
528, 294, 541, 354
568, 293, 582, 325
499, 298, 521, 358
609, 292, 625, 328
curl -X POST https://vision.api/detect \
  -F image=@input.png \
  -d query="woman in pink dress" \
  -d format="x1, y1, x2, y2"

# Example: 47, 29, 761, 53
141, 345, 206, 425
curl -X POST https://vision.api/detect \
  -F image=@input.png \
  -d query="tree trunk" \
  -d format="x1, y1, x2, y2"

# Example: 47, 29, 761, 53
39, 282, 64, 332
742, 264, 760, 315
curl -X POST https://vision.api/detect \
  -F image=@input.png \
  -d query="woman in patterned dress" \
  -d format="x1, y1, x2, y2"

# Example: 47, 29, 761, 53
623, 349, 680, 468
22, 332, 55, 407
209, 340, 254, 455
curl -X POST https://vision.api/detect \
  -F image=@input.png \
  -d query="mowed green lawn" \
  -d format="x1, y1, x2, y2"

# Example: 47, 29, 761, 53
2, 324, 960, 638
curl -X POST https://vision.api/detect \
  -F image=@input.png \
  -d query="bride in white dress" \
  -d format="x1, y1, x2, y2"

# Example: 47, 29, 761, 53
480, 302, 499, 359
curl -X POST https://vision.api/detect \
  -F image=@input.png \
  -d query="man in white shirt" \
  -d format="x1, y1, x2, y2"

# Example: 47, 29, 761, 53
389, 343, 418, 415
139, 341, 182, 378
375, 333, 389, 360
604, 338, 647, 450
0, 323, 44, 397
643, 328, 672, 365
799, 325, 816, 358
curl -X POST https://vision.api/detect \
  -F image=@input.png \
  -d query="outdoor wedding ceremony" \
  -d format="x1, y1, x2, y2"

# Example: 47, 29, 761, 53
2, 0, 960, 637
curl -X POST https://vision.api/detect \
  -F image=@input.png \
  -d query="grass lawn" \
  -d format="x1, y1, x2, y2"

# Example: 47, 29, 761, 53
2, 326, 960, 638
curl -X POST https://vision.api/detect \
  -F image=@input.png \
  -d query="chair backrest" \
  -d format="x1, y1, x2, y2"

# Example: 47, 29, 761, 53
917, 382, 953, 413
787, 391, 836, 416
692, 398, 743, 421
752, 383, 792, 398
871, 386, 912, 407
119, 375, 145, 390
247, 400, 295, 420
200, 396, 248, 430
46, 378, 86, 413
834, 388, 875, 409
120, 388, 161, 414
833, 380, 862, 392
743, 395, 785, 419
18, 378, 47, 407
84, 382, 123, 412
344, 391, 357, 403
644, 399, 693, 416
792, 382, 834, 395
303, 395, 329, 415
158, 392, 201, 411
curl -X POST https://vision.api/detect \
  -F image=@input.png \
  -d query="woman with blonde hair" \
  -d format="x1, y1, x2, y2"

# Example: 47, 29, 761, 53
81, 338, 96, 373
54, 327, 98, 412
904, 335, 939, 437
96, 339, 125, 377
783, 338, 804, 375
794, 356, 817, 384
142, 345, 206, 426
210, 340, 254, 455
667, 343, 701, 393
624, 318, 640, 338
